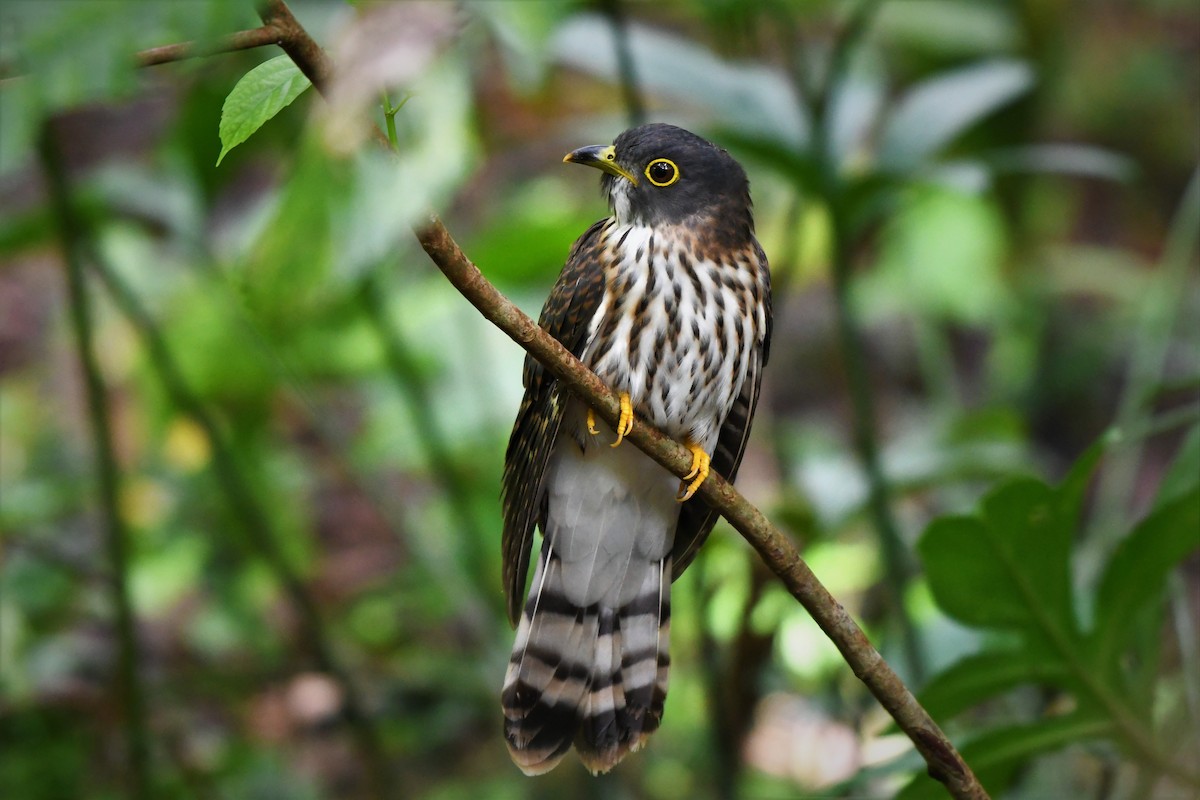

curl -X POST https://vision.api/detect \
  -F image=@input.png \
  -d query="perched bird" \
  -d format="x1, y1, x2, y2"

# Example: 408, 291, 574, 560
501, 123, 772, 775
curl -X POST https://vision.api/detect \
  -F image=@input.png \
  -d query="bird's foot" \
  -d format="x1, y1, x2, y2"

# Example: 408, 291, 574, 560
586, 407, 599, 436
677, 443, 710, 501
610, 392, 634, 447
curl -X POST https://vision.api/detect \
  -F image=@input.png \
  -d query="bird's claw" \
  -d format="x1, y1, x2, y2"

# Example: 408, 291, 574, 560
610, 392, 634, 447
586, 407, 599, 436
677, 443, 710, 501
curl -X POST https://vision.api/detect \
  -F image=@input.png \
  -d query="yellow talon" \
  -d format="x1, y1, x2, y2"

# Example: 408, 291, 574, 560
610, 392, 634, 448
587, 407, 599, 436
677, 443, 710, 501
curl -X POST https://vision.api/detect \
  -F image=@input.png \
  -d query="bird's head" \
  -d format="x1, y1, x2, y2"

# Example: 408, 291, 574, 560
564, 123, 753, 234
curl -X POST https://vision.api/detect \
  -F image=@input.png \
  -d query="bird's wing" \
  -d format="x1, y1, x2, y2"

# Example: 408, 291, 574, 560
502, 219, 609, 625
670, 245, 772, 579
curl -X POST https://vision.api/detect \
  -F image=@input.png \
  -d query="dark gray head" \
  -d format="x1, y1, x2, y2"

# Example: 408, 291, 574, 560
563, 123, 753, 234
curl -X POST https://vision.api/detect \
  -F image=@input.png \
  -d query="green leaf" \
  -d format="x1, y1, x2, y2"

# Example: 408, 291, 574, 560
217, 55, 312, 166
984, 144, 1137, 182
1056, 433, 1110, 524
859, 185, 1009, 325
552, 14, 810, 150
918, 477, 1078, 642
1090, 486, 1200, 669
897, 713, 1115, 800
238, 138, 346, 328
875, 0, 1020, 57
919, 647, 1073, 721
879, 60, 1034, 170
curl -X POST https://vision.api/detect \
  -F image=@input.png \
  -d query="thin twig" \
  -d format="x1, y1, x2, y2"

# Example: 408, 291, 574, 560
413, 217, 988, 800
6, 536, 114, 584
136, 24, 282, 67
799, 0, 926, 682
599, 0, 645, 127
1091, 170, 1200, 551
39, 122, 152, 800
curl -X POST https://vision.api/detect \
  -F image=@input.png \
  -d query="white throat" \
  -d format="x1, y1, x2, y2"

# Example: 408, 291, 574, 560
608, 179, 634, 226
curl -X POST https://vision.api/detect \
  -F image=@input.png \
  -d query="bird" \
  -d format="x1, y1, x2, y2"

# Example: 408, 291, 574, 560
500, 123, 772, 775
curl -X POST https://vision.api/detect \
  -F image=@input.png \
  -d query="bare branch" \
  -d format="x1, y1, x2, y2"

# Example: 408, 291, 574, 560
257, 0, 332, 90
136, 24, 282, 67
414, 217, 988, 800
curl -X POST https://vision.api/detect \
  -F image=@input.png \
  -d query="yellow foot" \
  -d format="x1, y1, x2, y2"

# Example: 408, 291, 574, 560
610, 392, 634, 448
586, 407, 599, 436
677, 443, 710, 501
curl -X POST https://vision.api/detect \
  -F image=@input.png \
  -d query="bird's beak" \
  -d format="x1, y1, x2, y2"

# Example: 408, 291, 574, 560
563, 144, 639, 186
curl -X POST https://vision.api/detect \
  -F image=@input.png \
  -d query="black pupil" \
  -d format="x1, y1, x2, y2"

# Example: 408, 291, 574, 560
650, 161, 674, 182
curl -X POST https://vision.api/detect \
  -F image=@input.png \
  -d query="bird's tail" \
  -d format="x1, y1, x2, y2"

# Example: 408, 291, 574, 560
501, 539, 671, 775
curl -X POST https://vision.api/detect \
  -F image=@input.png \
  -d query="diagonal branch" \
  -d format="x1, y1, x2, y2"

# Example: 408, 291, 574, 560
414, 219, 987, 800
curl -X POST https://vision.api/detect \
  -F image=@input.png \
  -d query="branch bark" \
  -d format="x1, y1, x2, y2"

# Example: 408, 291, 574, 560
136, 24, 282, 67
414, 218, 988, 800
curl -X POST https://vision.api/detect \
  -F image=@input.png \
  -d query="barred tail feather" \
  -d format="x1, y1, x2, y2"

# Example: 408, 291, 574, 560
502, 541, 672, 775
501, 543, 592, 775
575, 556, 671, 773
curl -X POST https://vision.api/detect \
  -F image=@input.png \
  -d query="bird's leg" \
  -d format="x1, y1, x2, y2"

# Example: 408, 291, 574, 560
676, 442, 710, 501
610, 392, 634, 447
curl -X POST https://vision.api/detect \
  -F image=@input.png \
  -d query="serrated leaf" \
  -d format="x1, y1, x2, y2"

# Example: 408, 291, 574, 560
897, 713, 1115, 800
879, 60, 1034, 170
918, 477, 1078, 642
919, 647, 1073, 721
1090, 486, 1200, 670
217, 55, 312, 166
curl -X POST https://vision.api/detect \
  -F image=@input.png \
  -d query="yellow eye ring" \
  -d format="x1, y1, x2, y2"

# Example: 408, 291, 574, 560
644, 158, 680, 187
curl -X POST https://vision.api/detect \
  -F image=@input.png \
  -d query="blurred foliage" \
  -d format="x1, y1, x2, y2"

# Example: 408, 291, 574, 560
1, 1, 1197, 799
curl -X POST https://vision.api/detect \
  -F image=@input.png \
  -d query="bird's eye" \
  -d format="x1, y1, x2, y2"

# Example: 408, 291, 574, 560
645, 158, 680, 187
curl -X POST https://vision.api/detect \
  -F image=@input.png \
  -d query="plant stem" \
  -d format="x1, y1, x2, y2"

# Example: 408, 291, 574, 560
83, 232, 393, 799
381, 91, 404, 151
600, 0, 645, 127
39, 122, 152, 800
695, 551, 737, 800
828, 211, 926, 682
357, 270, 493, 609
804, 0, 926, 682
1170, 571, 1200, 752
1090, 169, 1200, 557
